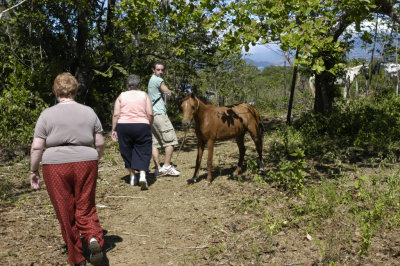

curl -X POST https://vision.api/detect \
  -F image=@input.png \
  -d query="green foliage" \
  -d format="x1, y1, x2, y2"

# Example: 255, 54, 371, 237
0, 85, 47, 150
295, 180, 345, 221
253, 65, 313, 115
269, 127, 304, 160
1, 0, 225, 127
205, 0, 398, 115
246, 157, 259, 174
195, 54, 260, 106
296, 94, 400, 154
239, 197, 263, 214
255, 95, 288, 115
349, 170, 400, 257
93, 63, 128, 78
268, 147, 307, 194
285, 165, 400, 259
0, 176, 13, 203
263, 212, 284, 236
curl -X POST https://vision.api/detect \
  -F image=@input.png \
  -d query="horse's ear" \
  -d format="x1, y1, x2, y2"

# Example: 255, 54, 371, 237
190, 93, 195, 98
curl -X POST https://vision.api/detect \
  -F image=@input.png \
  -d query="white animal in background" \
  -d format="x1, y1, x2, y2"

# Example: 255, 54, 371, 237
340, 65, 366, 99
379, 63, 400, 95
380, 63, 400, 79
308, 64, 366, 99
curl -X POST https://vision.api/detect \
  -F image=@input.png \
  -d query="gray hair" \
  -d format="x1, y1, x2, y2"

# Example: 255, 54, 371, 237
126, 74, 140, 90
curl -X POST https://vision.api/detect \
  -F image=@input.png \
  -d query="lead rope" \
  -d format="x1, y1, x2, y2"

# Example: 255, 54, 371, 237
174, 126, 189, 162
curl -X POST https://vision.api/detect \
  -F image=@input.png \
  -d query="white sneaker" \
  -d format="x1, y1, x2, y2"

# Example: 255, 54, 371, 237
164, 165, 180, 176
157, 166, 169, 176
130, 175, 138, 186
139, 176, 148, 190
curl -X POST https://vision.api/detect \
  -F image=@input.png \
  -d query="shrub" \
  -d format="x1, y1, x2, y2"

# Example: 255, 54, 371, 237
268, 147, 307, 194
295, 94, 400, 154
0, 86, 47, 152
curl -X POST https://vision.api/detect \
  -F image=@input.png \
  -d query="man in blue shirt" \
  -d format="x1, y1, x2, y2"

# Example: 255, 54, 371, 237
148, 62, 180, 176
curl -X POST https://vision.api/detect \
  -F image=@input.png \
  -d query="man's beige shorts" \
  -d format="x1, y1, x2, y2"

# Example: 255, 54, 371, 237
151, 114, 178, 148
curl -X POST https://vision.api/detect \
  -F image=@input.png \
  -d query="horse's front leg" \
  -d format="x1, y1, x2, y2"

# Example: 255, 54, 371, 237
205, 139, 215, 185
232, 134, 245, 178
188, 140, 205, 184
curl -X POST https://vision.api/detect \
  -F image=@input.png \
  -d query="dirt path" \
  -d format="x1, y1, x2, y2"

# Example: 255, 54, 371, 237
2, 126, 400, 265
0, 129, 281, 265
92, 130, 280, 265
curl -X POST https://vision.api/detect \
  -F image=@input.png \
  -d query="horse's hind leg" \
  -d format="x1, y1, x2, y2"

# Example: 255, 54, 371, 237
205, 139, 215, 185
249, 123, 265, 172
232, 133, 245, 178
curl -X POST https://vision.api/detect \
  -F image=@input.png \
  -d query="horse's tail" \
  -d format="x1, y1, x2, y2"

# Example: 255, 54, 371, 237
247, 104, 265, 140
248, 105, 265, 171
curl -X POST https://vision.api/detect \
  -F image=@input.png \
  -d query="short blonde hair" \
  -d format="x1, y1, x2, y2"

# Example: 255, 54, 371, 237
52, 72, 78, 98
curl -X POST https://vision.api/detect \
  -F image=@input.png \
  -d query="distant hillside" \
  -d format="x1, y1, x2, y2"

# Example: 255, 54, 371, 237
244, 58, 287, 71
244, 58, 274, 68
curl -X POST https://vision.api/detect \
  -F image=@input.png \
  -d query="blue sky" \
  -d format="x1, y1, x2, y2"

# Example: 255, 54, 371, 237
242, 43, 286, 66
243, 42, 371, 66
243, 20, 396, 66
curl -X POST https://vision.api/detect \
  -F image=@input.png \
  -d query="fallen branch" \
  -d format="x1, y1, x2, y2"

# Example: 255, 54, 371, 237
106, 195, 142, 199
122, 232, 149, 237
158, 246, 209, 250
96, 204, 110, 208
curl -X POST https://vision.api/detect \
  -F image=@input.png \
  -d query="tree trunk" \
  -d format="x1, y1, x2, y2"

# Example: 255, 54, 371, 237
314, 71, 336, 116
367, 14, 378, 94
283, 57, 287, 97
286, 49, 299, 125
73, 3, 90, 103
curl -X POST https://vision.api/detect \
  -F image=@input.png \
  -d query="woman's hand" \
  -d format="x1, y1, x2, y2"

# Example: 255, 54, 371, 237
111, 130, 118, 142
30, 171, 40, 189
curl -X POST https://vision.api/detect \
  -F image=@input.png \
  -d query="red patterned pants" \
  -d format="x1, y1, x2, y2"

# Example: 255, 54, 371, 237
42, 161, 104, 264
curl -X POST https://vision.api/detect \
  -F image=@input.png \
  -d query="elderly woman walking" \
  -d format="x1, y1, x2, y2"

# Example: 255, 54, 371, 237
30, 72, 105, 265
111, 74, 153, 190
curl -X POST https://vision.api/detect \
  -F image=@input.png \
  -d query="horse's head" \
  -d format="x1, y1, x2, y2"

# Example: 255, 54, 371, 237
181, 93, 198, 128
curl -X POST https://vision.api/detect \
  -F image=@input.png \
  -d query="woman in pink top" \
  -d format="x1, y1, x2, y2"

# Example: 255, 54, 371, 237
111, 74, 153, 190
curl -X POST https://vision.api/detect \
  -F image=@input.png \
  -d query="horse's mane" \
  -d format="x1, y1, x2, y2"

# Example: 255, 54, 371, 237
197, 95, 210, 104
183, 93, 210, 104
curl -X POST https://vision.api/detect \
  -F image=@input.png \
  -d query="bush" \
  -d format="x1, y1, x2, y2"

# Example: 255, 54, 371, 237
0, 86, 48, 152
295, 94, 400, 153
268, 147, 307, 194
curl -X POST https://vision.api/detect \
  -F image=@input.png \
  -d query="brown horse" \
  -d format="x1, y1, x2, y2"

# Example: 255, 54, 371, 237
181, 93, 264, 185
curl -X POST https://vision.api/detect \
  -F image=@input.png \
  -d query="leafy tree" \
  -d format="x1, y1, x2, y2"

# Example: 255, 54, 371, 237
203, 0, 400, 115
194, 53, 260, 106
0, 0, 224, 124
117, 0, 222, 85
